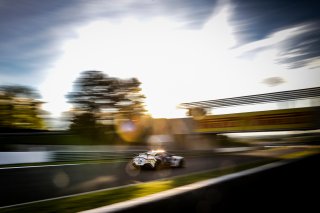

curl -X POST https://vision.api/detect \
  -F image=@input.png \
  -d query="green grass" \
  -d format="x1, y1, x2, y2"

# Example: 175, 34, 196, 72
279, 149, 320, 159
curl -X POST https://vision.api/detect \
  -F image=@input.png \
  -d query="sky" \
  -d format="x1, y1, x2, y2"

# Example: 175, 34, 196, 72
1, 0, 320, 126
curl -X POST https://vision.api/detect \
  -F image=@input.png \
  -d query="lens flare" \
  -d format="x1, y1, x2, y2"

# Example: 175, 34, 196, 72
115, 115, 149, 142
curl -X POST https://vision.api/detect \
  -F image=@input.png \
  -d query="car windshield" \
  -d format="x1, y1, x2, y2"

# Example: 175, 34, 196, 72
145, 150, 165, 155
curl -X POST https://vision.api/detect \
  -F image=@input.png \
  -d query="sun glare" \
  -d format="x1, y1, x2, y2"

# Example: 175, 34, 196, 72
39, 3, 318, 120
41, 4, 237, 118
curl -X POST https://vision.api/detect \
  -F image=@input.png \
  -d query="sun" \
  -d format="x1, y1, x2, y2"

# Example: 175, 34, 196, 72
39, 2, 304, 120
38, 5, 238, 118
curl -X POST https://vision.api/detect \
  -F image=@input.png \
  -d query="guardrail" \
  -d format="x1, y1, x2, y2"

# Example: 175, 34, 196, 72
0, 147, 257, 165
51, 147, 257, 162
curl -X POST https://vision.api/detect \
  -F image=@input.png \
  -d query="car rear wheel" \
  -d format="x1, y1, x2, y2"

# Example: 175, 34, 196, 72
154, 160, 162, 170
178, 159, 185, 168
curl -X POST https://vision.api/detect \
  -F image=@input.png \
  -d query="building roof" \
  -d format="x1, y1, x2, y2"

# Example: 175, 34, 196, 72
179, 87, 320, 109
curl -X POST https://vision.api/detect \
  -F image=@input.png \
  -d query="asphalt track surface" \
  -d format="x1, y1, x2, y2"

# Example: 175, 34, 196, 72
0, 153, 272, 207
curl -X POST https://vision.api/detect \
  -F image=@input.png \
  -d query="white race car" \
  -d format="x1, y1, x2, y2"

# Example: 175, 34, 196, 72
132, 150, 185, 169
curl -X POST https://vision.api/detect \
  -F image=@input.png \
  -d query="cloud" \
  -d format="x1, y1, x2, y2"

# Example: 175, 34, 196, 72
0, 0, 80, 84
0, 0, 218, 86
276, 22, 320, 68
262, 77, 285, 87
230, 0, 320, 42
232, 22, 320, 69
230, 0, 320, 68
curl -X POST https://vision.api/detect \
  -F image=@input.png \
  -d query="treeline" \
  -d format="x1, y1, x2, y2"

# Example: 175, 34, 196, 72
0, 70, 149, 144
0, 85, 46, 130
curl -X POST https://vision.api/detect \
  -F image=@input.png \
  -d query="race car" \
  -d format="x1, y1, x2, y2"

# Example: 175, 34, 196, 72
132, 150, 185, 169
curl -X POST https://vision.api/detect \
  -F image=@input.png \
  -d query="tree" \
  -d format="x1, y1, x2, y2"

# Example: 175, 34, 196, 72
0, 85, 45, 130
67, 71, 119, 114
187, 107, 207, 120
116, 78, 146, 118
67, 71, 147, 136
66, 71, 117, 139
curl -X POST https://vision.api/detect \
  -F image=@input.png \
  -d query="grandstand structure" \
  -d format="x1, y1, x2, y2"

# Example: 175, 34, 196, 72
179, 87, 320, 133
179, 87, 320, 110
